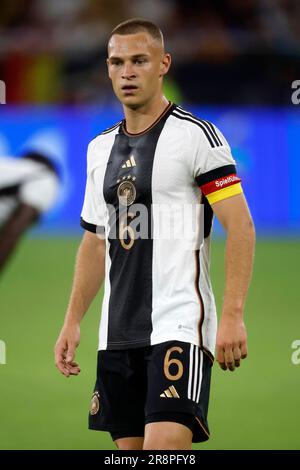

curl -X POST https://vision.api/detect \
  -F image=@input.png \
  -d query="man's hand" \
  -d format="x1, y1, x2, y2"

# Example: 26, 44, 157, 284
54, 322, 81, 377
54, 232, 105, 378
216, 315, 248, 371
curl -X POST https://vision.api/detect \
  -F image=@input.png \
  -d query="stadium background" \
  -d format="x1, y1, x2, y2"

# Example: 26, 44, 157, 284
0, 0, 299, 450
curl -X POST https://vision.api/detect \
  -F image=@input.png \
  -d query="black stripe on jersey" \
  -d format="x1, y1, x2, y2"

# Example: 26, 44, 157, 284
173, 108, 223, 148
23, 152, 59, 176
0, 184, 19, 197
99, 121, 122, 136
80, 217, 97, 233
195, 164, 236, 187
103, 108, 173, 349
90, 122, 122, 145
202, 120, 222, 146
176, 107, 223, 147
202, 194, 213, 239
91, 121, 123, 142
172, 110, 215, 148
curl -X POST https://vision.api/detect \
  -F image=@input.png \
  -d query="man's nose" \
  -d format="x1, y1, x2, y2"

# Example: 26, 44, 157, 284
122, 62, 135, 79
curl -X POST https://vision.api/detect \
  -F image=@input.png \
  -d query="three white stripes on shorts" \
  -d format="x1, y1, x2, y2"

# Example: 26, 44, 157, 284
188, 344, 203, 403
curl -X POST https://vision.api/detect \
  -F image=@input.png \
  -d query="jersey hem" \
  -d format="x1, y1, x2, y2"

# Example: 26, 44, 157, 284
104, 338, 151, 350
150, 334, 214, 358
98, 334, 215, 360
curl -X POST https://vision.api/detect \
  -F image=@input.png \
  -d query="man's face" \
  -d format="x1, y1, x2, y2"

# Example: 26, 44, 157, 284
107, 32, 170, 108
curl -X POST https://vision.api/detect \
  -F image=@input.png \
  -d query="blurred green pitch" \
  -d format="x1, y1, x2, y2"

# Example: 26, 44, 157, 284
0, 237, 299, 450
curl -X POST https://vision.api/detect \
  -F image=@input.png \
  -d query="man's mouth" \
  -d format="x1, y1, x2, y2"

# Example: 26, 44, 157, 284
121, 85, 138, 91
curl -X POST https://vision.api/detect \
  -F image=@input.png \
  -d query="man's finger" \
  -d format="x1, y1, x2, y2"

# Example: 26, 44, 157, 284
54, 343, 68, 373
233, 346, 241, 367
224, 348, 235, 371
68, 368, 80, 376
216, 345, 225, 365
66, 343, 76, 364
66, 361, 79, 368
217, 345, 229, 370
55, 359, 70, 376
65, 361, 81, 375
68, 369, 81, 376
55, 348, 74, 377
240, 342, 248, 360
56, 359, 80, 377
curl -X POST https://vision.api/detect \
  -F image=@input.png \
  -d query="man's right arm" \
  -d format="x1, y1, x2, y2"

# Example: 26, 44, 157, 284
54, 230, 105, 377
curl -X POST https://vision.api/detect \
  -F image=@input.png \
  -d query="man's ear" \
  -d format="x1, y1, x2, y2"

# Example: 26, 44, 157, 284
160, 53, 171, 77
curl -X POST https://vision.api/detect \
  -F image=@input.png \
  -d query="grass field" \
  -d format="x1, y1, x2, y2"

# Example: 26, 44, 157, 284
0, 237, 299, 450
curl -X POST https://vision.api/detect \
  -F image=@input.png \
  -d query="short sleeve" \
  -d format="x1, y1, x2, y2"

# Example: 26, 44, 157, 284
193, 123, 243, 205
80, 143, 106, 234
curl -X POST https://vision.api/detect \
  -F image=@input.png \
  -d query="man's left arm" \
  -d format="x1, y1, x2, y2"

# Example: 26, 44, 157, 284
211, 192, 255, 371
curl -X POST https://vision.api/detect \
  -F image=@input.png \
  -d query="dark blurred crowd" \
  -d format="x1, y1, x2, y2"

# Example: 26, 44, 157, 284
0, 0, 300, 105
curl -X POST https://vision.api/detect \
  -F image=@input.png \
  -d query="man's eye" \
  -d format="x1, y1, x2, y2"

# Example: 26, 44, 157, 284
135, 59, 146, 64
111, 61, 121, 66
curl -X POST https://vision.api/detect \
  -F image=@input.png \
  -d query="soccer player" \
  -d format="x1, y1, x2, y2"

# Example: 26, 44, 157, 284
54, 19, 255, 450
0, 151, 59, 272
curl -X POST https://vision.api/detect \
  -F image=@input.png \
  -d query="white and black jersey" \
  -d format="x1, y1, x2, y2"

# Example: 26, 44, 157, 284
0, 153, 59, 227
81, 103, 242, 357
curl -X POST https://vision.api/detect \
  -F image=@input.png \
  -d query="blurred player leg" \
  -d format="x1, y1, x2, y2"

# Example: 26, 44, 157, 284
0, 203, 39, 272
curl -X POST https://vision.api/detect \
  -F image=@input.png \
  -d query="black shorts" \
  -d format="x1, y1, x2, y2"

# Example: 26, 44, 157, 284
88, 340, 213, 443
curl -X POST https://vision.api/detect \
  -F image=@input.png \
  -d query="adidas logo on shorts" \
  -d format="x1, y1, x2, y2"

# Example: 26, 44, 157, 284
160, 385, 180, 398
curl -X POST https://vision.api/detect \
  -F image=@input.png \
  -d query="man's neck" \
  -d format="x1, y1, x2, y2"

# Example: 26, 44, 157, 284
123, 95, 170, 134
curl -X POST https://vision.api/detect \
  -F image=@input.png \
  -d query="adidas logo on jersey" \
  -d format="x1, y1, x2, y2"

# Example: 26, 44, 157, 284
160, 385, 180, 398
122, 155, 136, 168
